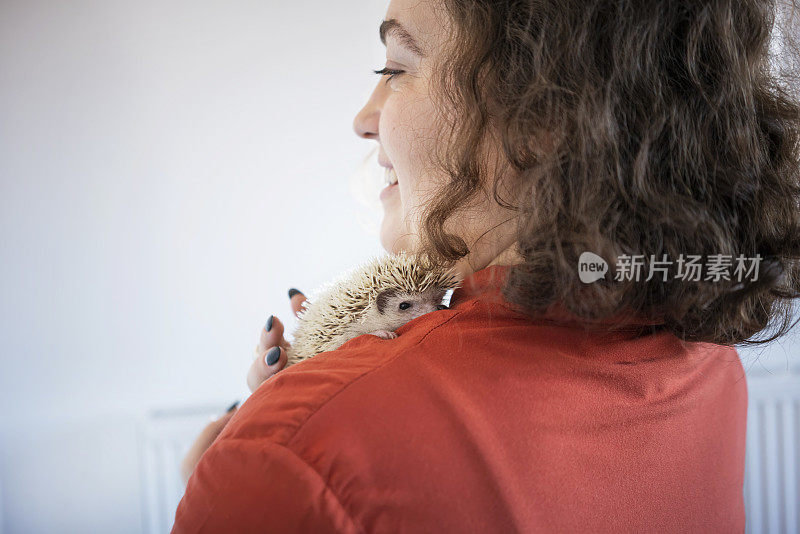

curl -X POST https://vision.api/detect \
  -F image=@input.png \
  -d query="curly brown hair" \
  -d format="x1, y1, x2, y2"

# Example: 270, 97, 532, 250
416, 0, 800, 345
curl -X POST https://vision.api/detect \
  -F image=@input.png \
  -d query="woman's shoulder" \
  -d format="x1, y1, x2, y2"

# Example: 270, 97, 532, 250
219, 304, 483, 446
218, 294, 746, 452
179, 298, 748, 532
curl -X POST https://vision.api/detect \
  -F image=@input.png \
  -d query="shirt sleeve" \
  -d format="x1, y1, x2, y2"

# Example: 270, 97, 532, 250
171, 437, 362, 534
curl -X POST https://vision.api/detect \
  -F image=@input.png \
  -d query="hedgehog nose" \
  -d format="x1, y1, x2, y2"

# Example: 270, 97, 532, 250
436, 304, 449, 311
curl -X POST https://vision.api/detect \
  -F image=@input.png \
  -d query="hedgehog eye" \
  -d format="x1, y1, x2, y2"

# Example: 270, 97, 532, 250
399, 301, 412, 310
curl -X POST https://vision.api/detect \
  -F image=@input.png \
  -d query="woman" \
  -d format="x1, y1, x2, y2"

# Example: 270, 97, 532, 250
173, 0, 800, 532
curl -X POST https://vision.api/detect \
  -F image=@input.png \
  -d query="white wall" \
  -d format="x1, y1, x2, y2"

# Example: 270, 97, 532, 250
0, 1, 387, 532
0, 1, 798, 533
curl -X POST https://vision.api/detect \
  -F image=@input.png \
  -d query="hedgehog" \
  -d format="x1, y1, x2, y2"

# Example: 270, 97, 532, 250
285, 251, 464, 366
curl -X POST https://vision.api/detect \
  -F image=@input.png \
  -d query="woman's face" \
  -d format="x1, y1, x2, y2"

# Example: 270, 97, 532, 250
353, 0, 521, 274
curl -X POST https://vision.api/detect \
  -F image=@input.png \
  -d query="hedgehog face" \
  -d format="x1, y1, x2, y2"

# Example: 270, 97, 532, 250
374, 288, 449, 325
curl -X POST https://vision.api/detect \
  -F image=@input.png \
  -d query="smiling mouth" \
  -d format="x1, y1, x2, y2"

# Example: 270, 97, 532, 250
384, 167, 399, 186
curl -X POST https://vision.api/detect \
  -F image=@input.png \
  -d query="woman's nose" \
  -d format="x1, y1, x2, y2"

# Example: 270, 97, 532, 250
353, 80, 388, 140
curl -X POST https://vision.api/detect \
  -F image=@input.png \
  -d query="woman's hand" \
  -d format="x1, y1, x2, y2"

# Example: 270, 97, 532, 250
180, 402, 238, 485
180, 289, 308, 485
246, 288, 307, 392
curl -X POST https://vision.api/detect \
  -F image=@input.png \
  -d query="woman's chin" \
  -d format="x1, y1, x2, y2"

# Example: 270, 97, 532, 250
380, 222, 404, 254
379, 212, 415, 254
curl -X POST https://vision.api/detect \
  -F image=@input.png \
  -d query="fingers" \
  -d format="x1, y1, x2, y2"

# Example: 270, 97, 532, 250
258, 314, 287, 355
181, 403, 239, 485
251, 314, 293, 393
247, 344, 288, 393
288, 288, 307, 318
247, 288, 304, 393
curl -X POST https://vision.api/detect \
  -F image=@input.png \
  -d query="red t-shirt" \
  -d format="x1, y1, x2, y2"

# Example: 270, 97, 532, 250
172, 264, 747, 533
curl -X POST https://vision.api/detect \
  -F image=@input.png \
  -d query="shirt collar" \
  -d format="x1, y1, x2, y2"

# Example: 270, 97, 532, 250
449, 263, 665, 330
449, 264, 512, 308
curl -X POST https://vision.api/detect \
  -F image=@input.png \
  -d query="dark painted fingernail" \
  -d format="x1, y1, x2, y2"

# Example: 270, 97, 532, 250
288, 288, 303, 299
226, 401, 240, 413
266, 346, 281, 366
265, 315, 274, 331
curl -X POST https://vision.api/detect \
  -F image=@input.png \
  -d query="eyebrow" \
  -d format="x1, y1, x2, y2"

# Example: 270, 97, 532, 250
379, 19, 425, 57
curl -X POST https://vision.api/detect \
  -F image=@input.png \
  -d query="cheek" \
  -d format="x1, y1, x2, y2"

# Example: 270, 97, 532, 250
381, 91, 438, 177
384, 106, 442, 209
379, 99, 412, 169
378, 78, 449, 246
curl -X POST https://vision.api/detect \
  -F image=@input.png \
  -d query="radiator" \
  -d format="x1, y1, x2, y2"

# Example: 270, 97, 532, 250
745, 375, 800, 534
138, 406, 222, 534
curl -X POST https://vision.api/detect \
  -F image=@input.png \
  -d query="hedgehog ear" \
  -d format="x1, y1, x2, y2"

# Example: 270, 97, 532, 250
376, 289, 398, 314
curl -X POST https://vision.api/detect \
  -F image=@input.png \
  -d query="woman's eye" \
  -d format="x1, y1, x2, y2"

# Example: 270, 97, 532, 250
398, 301, 412, 310
373, 67, 405, 84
